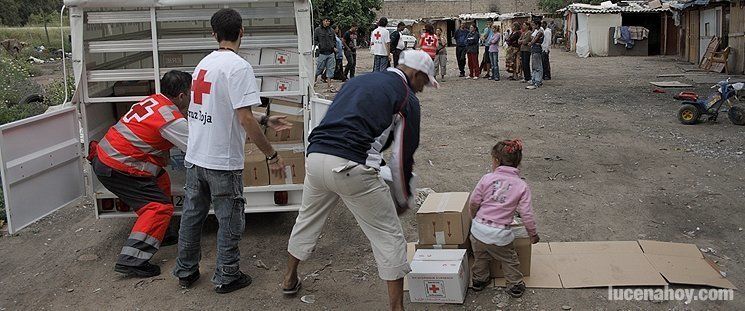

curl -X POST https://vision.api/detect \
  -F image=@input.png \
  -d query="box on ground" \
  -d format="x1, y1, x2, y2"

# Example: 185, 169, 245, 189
416, 192, 471, 245
408, 249, 470, 304
267, 99, 304, 143
243, 144, 270, 187
489, 237, 532, 277
269, 144, 305, 185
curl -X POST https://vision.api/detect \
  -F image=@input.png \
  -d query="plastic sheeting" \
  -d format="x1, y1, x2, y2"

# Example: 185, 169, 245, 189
574, 13, 621, 57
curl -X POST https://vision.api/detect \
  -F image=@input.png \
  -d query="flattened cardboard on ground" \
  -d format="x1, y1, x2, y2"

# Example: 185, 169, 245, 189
416, 192, 471, 245
552, 252, 668, 288
494, 242, 562, 288
639, 240, 735, 289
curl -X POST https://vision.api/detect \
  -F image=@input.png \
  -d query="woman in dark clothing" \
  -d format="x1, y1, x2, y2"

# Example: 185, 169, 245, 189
518, 22, 533, 83
466, 24, 481, 79
505, 22, 522, 81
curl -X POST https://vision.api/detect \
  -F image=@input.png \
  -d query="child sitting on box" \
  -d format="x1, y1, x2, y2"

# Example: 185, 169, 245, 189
469, 139, 539, 297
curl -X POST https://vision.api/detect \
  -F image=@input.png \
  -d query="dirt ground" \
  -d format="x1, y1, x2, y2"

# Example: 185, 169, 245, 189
1, 48, 744, 310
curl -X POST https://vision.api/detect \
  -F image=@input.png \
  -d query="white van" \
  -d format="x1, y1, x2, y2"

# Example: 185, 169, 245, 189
0, 0, 331, 234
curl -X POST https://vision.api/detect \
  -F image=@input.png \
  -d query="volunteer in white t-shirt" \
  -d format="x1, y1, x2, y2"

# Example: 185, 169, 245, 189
173, 8, 291, 295
370, 17, 391, 72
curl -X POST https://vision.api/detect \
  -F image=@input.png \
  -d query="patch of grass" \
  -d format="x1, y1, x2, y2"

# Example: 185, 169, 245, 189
0, 26, 71, 51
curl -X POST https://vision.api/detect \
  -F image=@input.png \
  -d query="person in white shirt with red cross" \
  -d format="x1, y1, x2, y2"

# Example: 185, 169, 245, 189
172, 8, 291, 294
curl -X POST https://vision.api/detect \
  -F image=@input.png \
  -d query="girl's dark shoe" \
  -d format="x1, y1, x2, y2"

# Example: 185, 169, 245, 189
507, 282, 526, 298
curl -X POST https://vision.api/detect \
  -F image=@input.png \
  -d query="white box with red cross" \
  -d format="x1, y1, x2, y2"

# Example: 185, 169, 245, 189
259, 48, 299, 66
408, 249, 469, 304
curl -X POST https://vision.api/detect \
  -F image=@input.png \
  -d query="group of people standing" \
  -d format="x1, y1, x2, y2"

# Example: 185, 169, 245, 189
313, 18, 360, 92
457, 20, 552, 89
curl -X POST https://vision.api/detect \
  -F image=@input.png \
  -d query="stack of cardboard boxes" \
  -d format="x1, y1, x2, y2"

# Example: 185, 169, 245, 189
407, 192, 533, 304
243, 98, 305, 187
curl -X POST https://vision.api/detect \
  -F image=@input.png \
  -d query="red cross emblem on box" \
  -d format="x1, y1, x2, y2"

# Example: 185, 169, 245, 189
424, 280, 445, 298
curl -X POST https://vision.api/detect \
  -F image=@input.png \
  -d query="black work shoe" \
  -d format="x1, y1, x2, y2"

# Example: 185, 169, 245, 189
472, 280, 491, 292
179, 271, 200, 289
114, 262, 161, 278
215, 272, 252, 294
507, 282, 526, 298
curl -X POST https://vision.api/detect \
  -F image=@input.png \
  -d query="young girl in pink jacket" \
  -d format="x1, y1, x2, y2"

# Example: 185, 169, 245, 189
469, 139, 539, 297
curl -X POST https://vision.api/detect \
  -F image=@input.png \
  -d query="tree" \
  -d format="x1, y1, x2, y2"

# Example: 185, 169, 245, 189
312, 0, 382, 32
0, 0, 62, 26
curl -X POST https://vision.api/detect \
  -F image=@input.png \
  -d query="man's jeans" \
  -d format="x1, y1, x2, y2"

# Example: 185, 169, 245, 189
344, 50, 356, 78
173, 162, 246, 286
315, 53, 335, 80
489, 51, 500, 80
373, 55, 389, 72
456, 46, 467, 75
530, 52, 543, 87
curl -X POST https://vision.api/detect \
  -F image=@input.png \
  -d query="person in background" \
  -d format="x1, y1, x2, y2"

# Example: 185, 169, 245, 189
541, 20, 552, 81
466, 24, 481, 79
505, 22, 521, 81
469, 139, 539, 298
526, 20, 544, 90
390, 22, 406, 67
173, 8, 292, 294
333, 25, 345, 81
455, 23, 469, 77
314, 17, 337, 92
518, 22, 532, 83
479, 20, 493, 79
434, 27, 448, 81
417, 23, 438, 60
370, 17, 391, 72
281, 50, 438, 311
342, 23, 358, 79
488, 24, 502, 81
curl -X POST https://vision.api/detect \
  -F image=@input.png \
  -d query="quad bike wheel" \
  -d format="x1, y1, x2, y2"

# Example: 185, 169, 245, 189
678, 104, 700, 125
728, 106, 745, 126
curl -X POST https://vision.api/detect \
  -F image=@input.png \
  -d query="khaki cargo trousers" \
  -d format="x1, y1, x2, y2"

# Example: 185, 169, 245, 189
287, 153, 410, 280
471, 235, 524, 286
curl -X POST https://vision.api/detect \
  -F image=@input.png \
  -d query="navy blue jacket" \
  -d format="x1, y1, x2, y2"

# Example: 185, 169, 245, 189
308, 69, 420, 210
455, 28, 469, 47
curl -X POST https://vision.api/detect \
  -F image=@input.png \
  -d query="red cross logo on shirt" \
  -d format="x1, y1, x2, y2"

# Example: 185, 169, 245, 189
277, 55, 286, 64
123, 99, 157, 123
428, 284, 440, 294
192, 69, 212, 105
278, 84, 287, 91
374, 31, 381, 40
425, 36, 434, 46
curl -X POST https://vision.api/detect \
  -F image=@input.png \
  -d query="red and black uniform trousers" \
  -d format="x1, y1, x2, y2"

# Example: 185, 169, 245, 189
91, 156, 173, 267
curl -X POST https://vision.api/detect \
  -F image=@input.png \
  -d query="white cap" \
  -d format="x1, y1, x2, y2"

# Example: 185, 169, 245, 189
398, 50, 440, 88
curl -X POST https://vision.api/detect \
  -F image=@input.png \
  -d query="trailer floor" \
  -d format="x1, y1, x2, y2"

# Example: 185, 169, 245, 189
1, 49, 744, 310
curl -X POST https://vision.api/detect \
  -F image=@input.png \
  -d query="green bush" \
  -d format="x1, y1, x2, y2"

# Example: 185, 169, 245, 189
44, 74, 74, 106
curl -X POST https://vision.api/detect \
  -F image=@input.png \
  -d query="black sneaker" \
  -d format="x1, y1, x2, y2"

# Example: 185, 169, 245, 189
472, 280, 491, 292
215, 272, 252, 294
114, 262, 161, 278
179, 271, 200, 289
507, 282, 526, 298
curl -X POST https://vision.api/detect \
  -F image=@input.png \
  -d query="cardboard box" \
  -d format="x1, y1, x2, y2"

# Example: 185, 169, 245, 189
266, 99, 304, 143
244, 106, 268, 144
269, 144, 305, 185
416, 192, 471, 245
243, 144, 270, 187
261, 76, 299, 93
238, 48, 261, 65
113, 81, 153, 97
408, 249, 469, 304
489, 237, 532, 277
259, 48, 299, 65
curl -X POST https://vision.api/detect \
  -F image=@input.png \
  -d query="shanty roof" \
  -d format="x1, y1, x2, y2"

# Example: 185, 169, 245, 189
497, 12, 534, 20
458, 12, 501, 20
560, 1, 672, 13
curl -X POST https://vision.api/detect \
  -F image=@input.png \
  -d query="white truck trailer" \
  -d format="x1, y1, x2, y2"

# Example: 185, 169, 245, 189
0, 0, 332, 234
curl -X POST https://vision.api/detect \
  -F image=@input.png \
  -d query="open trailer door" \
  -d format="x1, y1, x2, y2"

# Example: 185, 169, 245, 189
308, 96, 332, 134
0, 101, 85, 234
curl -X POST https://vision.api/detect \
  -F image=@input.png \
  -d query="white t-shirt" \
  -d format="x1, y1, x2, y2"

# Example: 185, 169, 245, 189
185, 51, 261, 170
370, 26, 390, 56
542, 28, 552, 52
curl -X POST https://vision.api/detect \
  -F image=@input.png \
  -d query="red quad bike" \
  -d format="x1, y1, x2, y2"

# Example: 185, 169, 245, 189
677, 79, 745, 125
